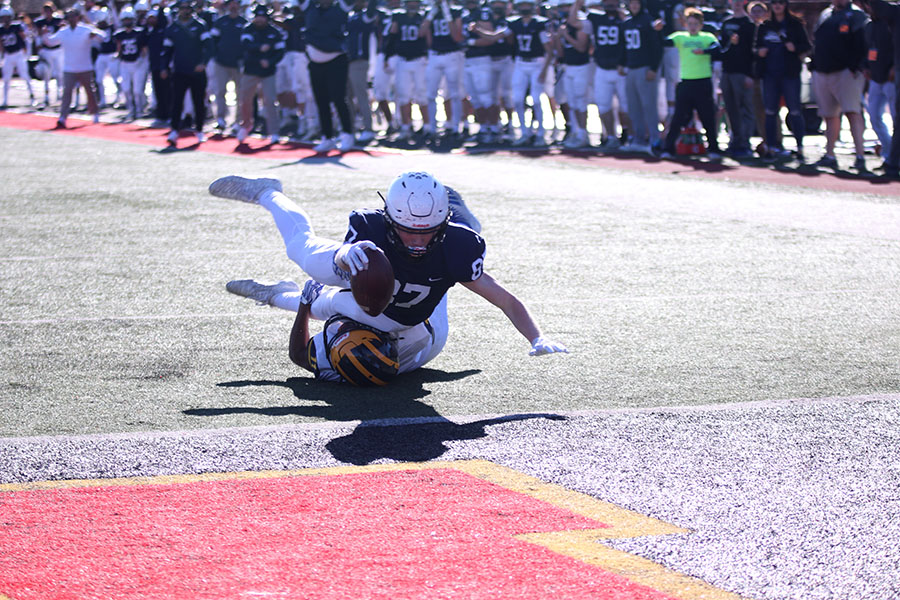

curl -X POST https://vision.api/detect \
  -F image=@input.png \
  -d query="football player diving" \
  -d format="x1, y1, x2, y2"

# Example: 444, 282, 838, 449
208, 172, 568, 386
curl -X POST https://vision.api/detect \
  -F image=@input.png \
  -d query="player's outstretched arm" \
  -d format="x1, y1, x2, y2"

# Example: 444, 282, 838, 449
462, 273, 569, 356
288, 280, 325, 371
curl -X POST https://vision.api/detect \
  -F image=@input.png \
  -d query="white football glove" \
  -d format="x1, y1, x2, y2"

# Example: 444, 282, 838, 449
335, 240, 378, 276
299, 279, 324, 306
529, 336, 569, 356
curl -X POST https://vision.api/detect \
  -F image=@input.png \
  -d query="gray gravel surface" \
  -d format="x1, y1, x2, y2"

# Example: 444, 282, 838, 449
2, 394, 899, 600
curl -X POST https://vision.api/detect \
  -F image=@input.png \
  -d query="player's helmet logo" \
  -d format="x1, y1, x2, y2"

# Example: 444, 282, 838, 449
324, 316, 400, 386
383, 171, 450, 259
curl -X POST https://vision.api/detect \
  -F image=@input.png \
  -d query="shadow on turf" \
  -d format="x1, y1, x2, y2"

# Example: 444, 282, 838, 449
186, 368, 567, 464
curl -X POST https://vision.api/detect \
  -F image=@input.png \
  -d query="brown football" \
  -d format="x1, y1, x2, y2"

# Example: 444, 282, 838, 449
350, 247, 395, 316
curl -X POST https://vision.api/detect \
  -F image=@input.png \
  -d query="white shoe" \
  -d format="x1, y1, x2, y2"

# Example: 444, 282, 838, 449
196, 131, 206, 143
338, 132, 356, 150
447, 187, 482, 234
167, 130, 178, 145
236, 127, 248, 143
225, 279, 300, 305
208, 176, 284, 204
270, 134, 280, 144
313, 137, 337, 153
357, 130, 375, 143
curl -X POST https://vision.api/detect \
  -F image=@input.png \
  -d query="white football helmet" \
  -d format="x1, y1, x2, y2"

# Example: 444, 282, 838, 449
0, 6, 13, 17
134, 1, 150, 10
120, 8, 136, 20
383, 171, 450, 258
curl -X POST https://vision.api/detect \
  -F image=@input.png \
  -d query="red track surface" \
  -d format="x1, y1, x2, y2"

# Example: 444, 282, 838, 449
2, 111, 897, 196
0, 468, 679, 599
0, 111, 386, 160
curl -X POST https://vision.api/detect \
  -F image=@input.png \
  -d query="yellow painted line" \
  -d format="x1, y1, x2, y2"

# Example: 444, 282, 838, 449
0, 460, 748, 600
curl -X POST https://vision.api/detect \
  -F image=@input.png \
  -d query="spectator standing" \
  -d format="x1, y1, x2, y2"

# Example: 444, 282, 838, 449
34, 2, 65, 107
390, 0, 429, 142
719, 0, 756, 157
574, 0, 631, 149
810, 0, 869, 171
145, 7, 171, 126
1, 5, 36, 107
509, 0, 553, 146
753, 0, 810, 160
864, 10, 895, 159
160, 0, 215, 145
299, 0, 358, 153
619, 0, 664, 153
557, 0, 592, 148
44, 8, 101, 127
661, 8, 722, 157
346, 0, 377, 142
422, 0, 465, 140
114, 8, 148, 121
860, 0, 900, 176
236, 4, 285, 144
209, 0, 247, 131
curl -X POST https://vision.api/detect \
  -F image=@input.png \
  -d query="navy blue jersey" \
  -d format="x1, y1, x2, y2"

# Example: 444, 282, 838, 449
429, 6, 463, 52
392, 10, 427, 58
620, 11, 663, 69
211, 14, 248, 67
241, 22, 286, 77
344, 209, 486, 327
560, 21, 589, 65
507, 15, 548, 59
114, 27, 146, 61
0, 23, 26, 53
489, 15, 512, 57
35, 16, 63, 48
97, 27, 117, 54
463, 5, 492, 58
587, 11, 624, 69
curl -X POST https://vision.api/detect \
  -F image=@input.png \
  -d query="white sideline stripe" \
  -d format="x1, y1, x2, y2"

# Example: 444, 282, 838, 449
3, 392, 897, 445
0, 288, 893, 326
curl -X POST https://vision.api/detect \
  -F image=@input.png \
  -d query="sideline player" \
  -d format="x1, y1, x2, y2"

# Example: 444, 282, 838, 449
208, 173, 568, 385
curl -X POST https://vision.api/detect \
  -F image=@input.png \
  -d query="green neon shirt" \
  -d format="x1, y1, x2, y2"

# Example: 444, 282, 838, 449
668, 31, 718, 80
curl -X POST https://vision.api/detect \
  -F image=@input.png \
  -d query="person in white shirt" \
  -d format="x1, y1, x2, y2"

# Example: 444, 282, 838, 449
43, 8, 102, 128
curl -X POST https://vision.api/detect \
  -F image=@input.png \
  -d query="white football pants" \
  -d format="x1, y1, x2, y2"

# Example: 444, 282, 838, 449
511, 57, 545, 132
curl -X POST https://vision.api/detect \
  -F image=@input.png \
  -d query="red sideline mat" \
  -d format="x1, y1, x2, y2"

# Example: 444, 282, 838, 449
0, 111, 389, 159
0, 461, 740, 600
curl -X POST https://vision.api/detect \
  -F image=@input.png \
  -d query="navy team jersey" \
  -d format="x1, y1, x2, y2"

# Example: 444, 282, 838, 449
429, 6, 463, 53
587, 11, 624, 70
392, 10, 427, 59
0, 23, 26, 53
463, 6, 492, 58
115, 27, 146, 61
344, 209, 486, 327
507, 15, 548, 59
97, 28, 117, 54
560, 21, 590, 65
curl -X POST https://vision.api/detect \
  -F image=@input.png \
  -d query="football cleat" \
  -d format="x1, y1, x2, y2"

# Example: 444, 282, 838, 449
225, 279, 300, 305
446, 186, 481, 234
314, 137, 337, 153
167, 129, 178, 145
208, 176, 283, 204
338, 132, 356, 150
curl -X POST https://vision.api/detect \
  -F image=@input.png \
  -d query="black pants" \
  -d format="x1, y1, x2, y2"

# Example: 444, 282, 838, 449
308, 53, 352, 138
151, 70, 172, 120
664, 77, 719, 153
170, 70, 207, 132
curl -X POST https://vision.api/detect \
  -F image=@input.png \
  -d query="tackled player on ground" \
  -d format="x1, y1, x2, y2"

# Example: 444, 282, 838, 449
208, 171, 568, 386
